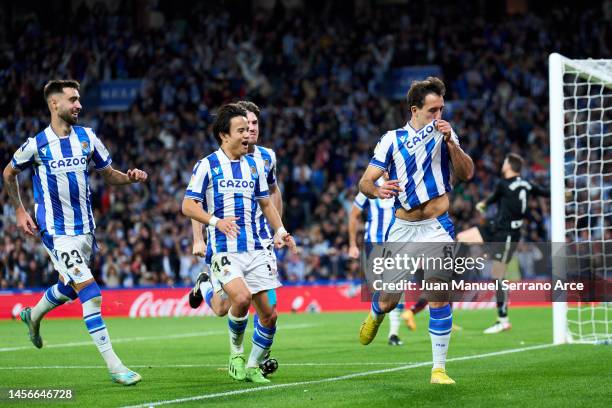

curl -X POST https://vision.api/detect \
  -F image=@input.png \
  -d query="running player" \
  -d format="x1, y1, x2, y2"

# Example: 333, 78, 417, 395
182, 103, 296, 384
188, 100, 281, 376
3, 79, 147, 385
358, 77, 474, 384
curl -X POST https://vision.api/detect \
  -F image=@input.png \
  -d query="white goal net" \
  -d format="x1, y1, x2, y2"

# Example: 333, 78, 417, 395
549, 53, 612, 344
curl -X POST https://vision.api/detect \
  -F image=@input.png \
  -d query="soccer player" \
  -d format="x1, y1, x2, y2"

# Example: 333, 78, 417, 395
188, 100, 281, 376
348, 175, 406, 346
456, 153, 549, 333
358, 77, 474, 384
182, 103, 296, 384
3, 79, 147, 385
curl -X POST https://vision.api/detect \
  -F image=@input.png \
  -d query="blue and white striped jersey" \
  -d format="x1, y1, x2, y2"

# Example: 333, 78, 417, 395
249, 145, 277, 243
353, 191, 395, 243
368, 120, 458, 211
11, 126, 112, 236
185, 148, 270, 258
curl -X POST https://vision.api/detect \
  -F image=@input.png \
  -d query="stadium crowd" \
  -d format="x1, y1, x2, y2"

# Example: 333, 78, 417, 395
0, 0, 609, 289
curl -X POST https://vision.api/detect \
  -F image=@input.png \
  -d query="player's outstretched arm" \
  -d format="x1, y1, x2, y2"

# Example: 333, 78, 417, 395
191, 219, 206, 257
182, 198, 239, 239
99, 165, 148, 185
259, 197, 297, 253
359, 166, 402, 199
348, 205, 363, 259
2, 164, 37, 236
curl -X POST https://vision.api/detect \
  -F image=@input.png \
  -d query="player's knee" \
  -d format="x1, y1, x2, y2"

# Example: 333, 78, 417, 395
233, 292, 252, 310
378, 302, 396, 314
259, 309, 277, 327
213, 301, 230, 317
78, 281, 102, 306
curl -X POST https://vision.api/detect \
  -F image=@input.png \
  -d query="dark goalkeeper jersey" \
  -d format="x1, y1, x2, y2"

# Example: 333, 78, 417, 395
484, 176, 549, 231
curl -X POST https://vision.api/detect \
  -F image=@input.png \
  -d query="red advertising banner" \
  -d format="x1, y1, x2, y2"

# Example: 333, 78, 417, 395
0, 283, 550, 320
0, 283, 368, 320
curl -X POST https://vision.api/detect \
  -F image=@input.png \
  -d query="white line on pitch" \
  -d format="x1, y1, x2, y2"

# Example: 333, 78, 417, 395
0, 323, 315, 353
120, 343, 558, 408
0, 362, 412, 370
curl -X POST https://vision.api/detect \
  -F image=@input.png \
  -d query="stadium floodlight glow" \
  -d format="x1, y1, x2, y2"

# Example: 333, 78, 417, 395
549, 53, 612, 345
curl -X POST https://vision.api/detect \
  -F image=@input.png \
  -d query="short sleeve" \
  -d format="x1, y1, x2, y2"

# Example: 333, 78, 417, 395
185, 159, 210, 202
254, 158, 270, 199
369, 132, 394, 171
89, 129, 113, 170
11, 138, 37, 171
353, 192, 368, 209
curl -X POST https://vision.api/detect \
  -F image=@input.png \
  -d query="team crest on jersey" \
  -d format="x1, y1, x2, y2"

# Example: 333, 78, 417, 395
264, 159, 270, 169
250, 166, 257, 178
81, 141, 89, 150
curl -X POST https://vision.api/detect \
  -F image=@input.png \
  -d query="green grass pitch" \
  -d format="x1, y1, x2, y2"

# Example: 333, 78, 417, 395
0, 307, 610, 407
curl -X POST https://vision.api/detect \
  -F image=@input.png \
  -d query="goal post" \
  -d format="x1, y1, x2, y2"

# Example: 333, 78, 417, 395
549, 53, 612, 344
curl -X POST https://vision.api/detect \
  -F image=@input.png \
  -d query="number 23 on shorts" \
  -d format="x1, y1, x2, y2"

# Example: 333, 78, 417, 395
53, 249, 85, 270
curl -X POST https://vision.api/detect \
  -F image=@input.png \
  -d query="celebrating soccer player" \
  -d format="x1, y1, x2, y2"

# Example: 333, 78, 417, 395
457, 153, 549, 333
188, 100, 282, 376
3, 79, 147, 385
182, 103, 297, 384
358, 76, 474, 384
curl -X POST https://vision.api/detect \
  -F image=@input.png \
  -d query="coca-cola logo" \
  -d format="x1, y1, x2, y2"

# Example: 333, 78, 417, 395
129, 291, 213, 318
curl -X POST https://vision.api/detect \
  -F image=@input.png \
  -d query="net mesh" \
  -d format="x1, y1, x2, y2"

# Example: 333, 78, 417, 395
561, 58, 612, 343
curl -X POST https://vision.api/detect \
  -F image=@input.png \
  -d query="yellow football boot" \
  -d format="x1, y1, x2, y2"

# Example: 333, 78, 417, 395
430, 368, 456, 384
359, 313, 382, 345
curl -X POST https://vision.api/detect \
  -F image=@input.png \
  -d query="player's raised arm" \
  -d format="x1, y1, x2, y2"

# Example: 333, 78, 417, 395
437, 120, 474, 181
477, 181, 503, 213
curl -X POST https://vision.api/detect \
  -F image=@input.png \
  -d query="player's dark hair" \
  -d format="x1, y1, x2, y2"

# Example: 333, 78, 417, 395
506, 153, 524, 173
236, 100, 261, 119
212, 103, 248, 144
43, 79, 80, 101
406, 76, 446, 109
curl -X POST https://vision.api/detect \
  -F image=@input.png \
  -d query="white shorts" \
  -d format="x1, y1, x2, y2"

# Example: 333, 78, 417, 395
209, 247, 279, 295
41, 233, 95, 285
386, 213, 455, 243
210, 248, 280, 294
383, 213, 455, 282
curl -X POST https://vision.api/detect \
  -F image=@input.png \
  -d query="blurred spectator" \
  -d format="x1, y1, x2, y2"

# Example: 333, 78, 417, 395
0, 0, 607, 288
